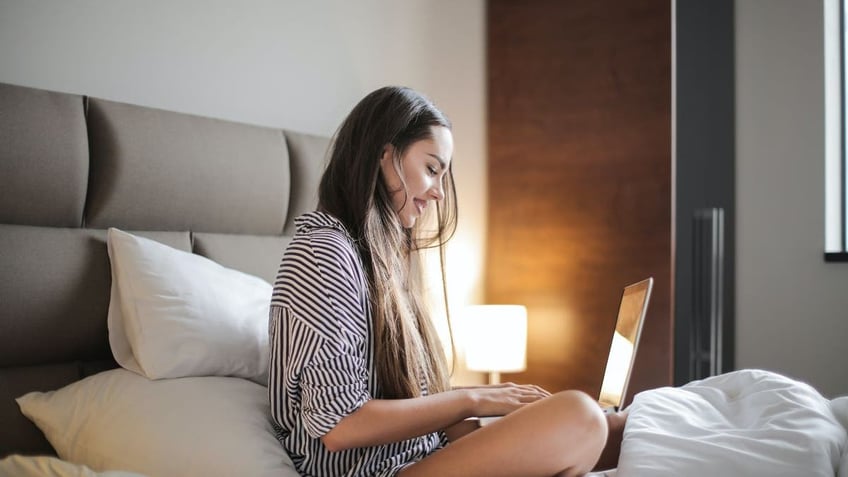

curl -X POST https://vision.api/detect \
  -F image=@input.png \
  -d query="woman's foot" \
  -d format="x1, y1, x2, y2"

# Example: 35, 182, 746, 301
592, 410, 628, 471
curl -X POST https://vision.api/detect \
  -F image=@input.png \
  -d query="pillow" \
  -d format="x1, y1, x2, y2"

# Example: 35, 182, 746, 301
0, 455, 146, 477
833, 397, 848, 477
106, 228, 271, 383
617, 369, 847, 477
16, 369, 299, 477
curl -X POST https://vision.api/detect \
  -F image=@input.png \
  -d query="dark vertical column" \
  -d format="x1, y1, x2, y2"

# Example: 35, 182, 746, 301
675, 0, 736, 385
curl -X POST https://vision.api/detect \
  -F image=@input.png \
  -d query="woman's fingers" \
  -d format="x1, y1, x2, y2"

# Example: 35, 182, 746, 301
470, 382, 551, 399
517, 393, 541, 404
517, 389, 548, 403
493, 382, 549, 394
512, 384, 550, 399
498, 386, 549, 406
532, 385, 552, 397
468, 383, 556, 416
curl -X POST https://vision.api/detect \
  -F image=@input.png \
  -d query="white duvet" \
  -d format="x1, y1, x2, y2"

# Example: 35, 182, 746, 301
617, 369, 848, 477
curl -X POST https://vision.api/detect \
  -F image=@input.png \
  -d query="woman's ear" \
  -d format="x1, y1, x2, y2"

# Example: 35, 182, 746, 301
381, 144, 395, 162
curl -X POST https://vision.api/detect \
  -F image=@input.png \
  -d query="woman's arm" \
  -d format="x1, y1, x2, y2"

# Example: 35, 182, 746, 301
322, 389, 472, 452
442, 418, 481, 443
321, 383, 547, 452
439, 383, 551, 443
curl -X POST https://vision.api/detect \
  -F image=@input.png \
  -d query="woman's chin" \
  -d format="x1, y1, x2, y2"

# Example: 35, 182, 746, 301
401, 215, 417, 229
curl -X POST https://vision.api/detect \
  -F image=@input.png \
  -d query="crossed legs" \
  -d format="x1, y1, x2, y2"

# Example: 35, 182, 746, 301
399, 390, 625, 477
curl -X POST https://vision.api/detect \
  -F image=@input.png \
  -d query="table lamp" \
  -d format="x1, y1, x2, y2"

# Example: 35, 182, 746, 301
463, 305, 527, 384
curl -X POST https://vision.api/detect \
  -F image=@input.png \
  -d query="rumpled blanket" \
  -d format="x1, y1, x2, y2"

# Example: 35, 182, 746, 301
617, 369, 848, 477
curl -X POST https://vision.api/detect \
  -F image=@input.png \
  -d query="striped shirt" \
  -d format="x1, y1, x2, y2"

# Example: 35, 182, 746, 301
269, 211, 444, 477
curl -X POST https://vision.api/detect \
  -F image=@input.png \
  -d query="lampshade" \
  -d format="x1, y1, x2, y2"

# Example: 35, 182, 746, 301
462, 305, 527, 377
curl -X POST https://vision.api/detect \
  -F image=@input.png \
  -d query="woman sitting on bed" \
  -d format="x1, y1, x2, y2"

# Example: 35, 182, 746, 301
268, 86, 626, 477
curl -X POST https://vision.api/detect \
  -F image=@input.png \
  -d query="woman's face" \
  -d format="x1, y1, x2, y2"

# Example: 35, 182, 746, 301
380, 126, 454, 228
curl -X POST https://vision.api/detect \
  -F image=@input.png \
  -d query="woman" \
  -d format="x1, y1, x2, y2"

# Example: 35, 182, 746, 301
269, 86, 625, 477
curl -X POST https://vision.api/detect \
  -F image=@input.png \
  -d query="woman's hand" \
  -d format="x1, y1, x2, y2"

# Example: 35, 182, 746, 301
460, 383, 552, 417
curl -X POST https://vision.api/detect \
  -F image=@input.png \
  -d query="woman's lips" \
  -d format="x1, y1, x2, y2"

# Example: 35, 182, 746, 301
414, 199, 426, 215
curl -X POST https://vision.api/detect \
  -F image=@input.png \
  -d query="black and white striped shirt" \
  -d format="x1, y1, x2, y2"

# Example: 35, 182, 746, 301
269, 211, 444, 477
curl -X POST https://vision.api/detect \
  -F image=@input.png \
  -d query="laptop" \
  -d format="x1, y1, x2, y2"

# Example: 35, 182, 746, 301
478, 277, 653, 425
597, 277, 653, 412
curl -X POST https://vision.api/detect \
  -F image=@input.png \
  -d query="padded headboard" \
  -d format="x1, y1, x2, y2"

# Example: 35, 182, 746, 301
0, 82, 330, 456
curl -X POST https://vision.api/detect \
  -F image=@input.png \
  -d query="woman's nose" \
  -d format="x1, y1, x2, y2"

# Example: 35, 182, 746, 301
431, 180, 445, 200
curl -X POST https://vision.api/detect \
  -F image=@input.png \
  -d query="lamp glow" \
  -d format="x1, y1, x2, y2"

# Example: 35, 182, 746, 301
462, 305, 527, 384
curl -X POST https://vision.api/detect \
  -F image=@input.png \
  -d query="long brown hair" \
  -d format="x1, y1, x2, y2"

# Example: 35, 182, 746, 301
318, 86, 458, 398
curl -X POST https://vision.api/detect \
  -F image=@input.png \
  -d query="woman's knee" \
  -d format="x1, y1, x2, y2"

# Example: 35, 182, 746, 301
546, 390, 608, 444
511, 390, 608, 475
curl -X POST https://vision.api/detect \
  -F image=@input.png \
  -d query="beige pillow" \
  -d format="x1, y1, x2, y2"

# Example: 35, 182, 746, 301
0, 455, 145, 477
17, 369, 298, 477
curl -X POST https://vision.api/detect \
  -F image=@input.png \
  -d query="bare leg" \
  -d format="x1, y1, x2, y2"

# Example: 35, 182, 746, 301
593, 410, 628, 471
398, 391, 608, 477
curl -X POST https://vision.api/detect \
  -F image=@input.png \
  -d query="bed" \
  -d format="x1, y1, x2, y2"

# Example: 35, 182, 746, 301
0, 81, 324, 476
1, 81, 847, 477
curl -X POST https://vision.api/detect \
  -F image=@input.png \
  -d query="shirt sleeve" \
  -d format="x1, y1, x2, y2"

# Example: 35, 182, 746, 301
276, 228, 373, 439
299, 331, 371, 438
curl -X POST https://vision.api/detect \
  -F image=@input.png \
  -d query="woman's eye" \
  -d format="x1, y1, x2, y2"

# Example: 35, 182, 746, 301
427, 166, 438, 175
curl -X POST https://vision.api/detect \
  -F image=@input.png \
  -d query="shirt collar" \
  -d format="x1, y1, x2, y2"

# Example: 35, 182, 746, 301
293, 210, 349, 235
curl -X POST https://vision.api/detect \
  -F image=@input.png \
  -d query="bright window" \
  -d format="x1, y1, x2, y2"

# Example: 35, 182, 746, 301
825, 0, 848, 261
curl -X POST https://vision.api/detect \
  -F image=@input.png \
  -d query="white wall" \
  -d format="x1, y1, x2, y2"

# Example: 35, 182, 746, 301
736, 0, 848, 397
0, 0, 486, 383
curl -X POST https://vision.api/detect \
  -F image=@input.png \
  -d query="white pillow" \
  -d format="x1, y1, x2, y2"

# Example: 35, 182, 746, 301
106, 228, 271, 383
833, 397, 848, 477
16, 369, 299, 477
618, 369, 847, 477
0, 455, 145, 477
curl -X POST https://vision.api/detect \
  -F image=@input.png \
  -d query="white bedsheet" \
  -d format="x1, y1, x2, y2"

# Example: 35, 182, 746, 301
0, 455, 145, 477
617, 369, 847, 477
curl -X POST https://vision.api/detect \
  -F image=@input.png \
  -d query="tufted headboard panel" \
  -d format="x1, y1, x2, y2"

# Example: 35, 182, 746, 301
0, 82, 330, 456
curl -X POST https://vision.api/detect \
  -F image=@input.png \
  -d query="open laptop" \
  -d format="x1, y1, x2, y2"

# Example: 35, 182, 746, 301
597, 277, 653, 412
478, 277, 653, 425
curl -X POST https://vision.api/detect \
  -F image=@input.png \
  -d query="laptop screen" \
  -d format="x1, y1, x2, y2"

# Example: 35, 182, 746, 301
598, 277, 653, 410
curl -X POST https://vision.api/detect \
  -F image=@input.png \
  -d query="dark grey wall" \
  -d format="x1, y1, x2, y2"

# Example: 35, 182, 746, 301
674, 0, 736, 385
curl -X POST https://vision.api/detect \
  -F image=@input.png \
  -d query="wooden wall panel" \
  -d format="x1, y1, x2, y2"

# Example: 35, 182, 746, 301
486, 0, 672, 400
